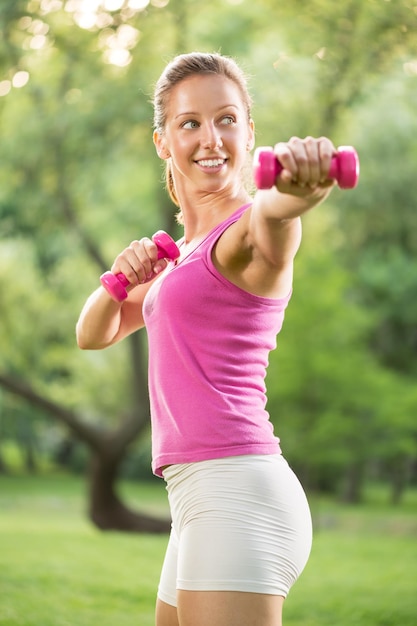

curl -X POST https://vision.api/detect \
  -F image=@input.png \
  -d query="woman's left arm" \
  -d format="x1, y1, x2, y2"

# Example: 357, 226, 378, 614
249, 136, 335, 267
214, 137, 336, 298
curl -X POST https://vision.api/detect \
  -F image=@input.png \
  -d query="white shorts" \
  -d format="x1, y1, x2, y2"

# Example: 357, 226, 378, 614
158, 454, 312, 607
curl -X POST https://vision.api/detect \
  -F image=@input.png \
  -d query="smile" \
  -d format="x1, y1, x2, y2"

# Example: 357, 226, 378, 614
196, 158, 226, 168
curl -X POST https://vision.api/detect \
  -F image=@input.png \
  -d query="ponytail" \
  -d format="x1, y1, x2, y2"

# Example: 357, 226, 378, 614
165, 160, 183, 224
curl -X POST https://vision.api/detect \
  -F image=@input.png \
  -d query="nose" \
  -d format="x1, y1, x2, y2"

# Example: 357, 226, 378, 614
201, 122, 223, 150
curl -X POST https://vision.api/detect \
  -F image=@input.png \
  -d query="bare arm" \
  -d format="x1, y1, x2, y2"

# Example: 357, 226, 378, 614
216, 137, 335, 298
76, 285, 147, 349
250, 136, 334, 262
76, 237, 169, 350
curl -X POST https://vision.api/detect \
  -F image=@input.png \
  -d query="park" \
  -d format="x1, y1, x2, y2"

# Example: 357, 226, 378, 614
1, 1, 417, 624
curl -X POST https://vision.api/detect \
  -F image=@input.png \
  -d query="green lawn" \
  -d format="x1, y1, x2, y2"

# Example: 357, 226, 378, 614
0, 474, 416, 626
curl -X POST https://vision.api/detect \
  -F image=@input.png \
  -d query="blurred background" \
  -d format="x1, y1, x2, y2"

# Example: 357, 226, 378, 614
0, 1, 417, 623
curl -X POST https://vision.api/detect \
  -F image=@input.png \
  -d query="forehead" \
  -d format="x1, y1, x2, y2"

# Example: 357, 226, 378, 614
166, 74, 246, 119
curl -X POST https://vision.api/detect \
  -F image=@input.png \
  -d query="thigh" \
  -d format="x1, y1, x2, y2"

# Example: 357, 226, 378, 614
157, 525, 179, 607
177, 590, 284, 626
167, 455, 312, 598
156, 598, 179, 626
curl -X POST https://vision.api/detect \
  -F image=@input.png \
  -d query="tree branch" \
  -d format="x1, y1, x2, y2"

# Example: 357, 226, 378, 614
0, 372, 103, 451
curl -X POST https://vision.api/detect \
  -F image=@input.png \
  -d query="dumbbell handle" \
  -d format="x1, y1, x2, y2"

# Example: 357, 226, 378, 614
100, 230, 180, 302
253, 145, 359, 190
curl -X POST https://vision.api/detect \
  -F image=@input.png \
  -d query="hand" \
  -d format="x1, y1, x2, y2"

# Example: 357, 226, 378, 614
110, 237, 168, 288
273, 136, 336, 197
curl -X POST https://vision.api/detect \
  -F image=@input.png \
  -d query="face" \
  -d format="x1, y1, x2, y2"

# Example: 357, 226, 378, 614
154, 74, 254, 197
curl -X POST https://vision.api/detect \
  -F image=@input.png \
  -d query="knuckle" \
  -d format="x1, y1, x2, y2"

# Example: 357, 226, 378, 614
297, 152, 308, 166
128, 240, 140, 254
304, 136, 316, 150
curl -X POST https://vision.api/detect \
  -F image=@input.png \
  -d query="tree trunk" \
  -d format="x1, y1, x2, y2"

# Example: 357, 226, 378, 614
0, 372, 170, 533
0, 448, 9, 474
88, 451, 170, 533
23, 440, 37, 473
389, 456, 412, 506
341, 461, 364, 503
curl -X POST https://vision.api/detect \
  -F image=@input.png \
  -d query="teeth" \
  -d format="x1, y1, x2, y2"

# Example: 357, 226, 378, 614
198, 159, 225, 167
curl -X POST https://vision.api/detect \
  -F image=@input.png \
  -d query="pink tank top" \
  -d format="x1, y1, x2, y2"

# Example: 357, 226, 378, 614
143, 204, 291, 476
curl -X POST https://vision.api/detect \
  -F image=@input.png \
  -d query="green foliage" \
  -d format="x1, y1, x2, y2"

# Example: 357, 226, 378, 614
336, 72, 417, 377
0, 0, 416, 499
265, 208, 402, 493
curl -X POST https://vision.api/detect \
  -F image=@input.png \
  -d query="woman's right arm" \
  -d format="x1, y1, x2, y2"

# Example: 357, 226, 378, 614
76, 237, 169, 350
76, 285, 147, 350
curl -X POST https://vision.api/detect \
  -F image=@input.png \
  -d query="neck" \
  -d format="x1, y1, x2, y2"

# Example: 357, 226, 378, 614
179, 188, 252, 243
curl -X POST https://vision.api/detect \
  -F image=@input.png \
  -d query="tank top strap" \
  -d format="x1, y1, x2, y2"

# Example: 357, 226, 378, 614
203, 202, 252, 248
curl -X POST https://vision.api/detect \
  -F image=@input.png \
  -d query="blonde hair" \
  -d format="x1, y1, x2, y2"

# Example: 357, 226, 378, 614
153, 52, 253, 216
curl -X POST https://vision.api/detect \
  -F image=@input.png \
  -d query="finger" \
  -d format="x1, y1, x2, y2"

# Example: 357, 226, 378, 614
152, 258, 168, 276
131, 238, 157, 281
110, 247, 142, 285
273, 136, 337, 195
288, 136, 311, 185
318, 137, 336, 183
111, 239, 154, 285
273, 140, 298, 183
303, 136, 321, 187
132, 238, 168, 281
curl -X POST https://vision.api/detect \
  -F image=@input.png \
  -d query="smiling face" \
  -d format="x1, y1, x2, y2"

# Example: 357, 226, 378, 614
154, 73, 254, 200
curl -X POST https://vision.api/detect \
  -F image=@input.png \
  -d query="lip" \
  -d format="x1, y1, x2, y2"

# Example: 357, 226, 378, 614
194, 157, 228, 172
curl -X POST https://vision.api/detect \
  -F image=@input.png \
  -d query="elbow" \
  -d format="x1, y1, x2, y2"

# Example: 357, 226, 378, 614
75, 322, 115, 351
75, 322, 100, 350
76, 337, 91, 351
76, 323, 91, 350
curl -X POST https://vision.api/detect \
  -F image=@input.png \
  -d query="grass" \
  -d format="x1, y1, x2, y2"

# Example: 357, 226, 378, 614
0, 474, 416, 626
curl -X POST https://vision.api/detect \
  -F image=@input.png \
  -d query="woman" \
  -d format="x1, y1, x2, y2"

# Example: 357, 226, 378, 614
76, 52, 336, 626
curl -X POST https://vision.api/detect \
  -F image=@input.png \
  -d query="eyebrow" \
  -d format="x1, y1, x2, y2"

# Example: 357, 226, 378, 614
174, 104, 240, 120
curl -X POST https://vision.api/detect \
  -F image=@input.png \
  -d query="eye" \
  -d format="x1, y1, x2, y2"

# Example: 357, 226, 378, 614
220, 115, 235, 125
182, 120, 199, 129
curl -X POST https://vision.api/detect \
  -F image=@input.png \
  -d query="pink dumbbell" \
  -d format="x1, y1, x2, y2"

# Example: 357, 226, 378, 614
253, 145, 359, 190
100, 230, 180, 302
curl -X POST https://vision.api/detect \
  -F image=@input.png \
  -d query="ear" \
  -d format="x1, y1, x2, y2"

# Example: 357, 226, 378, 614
247, 119, 255, 151
153, 130, 171, 160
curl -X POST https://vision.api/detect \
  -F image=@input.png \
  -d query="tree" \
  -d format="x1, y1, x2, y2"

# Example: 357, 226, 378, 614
1, 0, 416, 529
256, 0, 417, 500
0, 0, 176, 531
266, 208, 416, 501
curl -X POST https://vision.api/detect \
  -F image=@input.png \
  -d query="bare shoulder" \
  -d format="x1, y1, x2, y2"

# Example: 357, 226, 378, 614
212, 206, 297, 299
